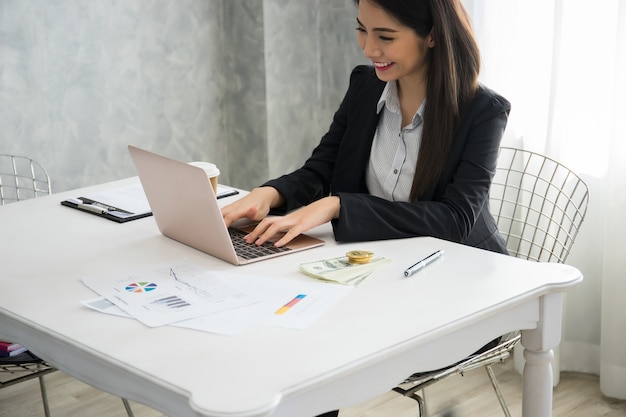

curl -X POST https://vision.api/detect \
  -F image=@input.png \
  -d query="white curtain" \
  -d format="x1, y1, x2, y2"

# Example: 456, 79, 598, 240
465, 0, 626, 399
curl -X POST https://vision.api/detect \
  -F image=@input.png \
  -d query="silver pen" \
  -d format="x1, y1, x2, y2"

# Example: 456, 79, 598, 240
76, 203, 109, 214
403, 250, 445, 277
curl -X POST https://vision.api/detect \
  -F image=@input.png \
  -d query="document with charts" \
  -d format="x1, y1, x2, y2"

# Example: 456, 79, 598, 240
82, 261, 354, 334
81, 261, 260, 327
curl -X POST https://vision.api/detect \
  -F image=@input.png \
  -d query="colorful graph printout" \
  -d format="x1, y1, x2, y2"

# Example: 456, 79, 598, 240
125, 282, 157, 293
81, 262, 261, 327
275, 294, 306, 315
151, 295, 190, 309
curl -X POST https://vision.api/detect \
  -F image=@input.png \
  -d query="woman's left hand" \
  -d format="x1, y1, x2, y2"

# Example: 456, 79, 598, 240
244, 196, 341, 247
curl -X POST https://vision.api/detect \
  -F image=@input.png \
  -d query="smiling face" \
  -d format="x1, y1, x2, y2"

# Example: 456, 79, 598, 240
356, 0, 434, 87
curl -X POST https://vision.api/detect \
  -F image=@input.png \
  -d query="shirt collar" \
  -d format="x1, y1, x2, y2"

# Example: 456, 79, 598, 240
376, 81, 397, 114
376, 81, 426, 127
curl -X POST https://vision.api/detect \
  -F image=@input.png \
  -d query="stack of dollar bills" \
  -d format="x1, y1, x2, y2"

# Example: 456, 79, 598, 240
298, 254, 391, 286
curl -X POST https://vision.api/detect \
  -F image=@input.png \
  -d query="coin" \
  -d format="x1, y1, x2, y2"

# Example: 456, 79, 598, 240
346, 250, 374, 264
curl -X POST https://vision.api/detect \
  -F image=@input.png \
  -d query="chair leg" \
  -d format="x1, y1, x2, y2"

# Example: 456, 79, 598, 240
122, 398, 135, 417
485, 365, 512, 417
37, 375, 51, 417
407, 388, 427, 417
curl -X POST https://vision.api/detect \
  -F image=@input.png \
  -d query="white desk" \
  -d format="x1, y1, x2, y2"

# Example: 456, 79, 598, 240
0, 179, 582, 417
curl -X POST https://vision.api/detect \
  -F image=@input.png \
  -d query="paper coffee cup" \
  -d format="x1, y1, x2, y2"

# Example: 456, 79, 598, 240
189, 162, 220, 194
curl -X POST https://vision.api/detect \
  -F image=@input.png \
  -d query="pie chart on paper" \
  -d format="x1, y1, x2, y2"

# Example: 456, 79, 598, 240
125, 282, 158, 293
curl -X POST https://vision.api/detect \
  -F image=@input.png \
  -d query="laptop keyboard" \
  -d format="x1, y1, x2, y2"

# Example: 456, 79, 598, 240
229, 228, 291, 260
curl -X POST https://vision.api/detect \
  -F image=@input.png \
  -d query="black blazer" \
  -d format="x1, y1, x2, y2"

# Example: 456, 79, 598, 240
265, 65, 511, 253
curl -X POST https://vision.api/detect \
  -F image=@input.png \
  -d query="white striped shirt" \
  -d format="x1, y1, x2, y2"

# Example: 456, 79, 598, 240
365, 81, 426, 202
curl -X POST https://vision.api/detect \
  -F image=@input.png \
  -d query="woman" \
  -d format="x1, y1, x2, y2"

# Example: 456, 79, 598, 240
222, 0, 509, 257
224, 1, 509, 415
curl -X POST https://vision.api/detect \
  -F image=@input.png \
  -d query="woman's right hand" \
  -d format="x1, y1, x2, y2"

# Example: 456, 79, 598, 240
221, 186, 284, 228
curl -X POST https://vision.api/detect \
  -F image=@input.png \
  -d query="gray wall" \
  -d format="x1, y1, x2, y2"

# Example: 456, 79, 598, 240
0, 0, 365, 193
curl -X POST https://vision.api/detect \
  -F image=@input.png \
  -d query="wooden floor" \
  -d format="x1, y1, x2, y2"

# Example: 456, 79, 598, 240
1, 359, 625, 417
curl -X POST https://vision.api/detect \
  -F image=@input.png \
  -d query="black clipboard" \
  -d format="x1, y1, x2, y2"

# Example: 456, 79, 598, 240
61, 184, 239, 223
61, 197, 153, 223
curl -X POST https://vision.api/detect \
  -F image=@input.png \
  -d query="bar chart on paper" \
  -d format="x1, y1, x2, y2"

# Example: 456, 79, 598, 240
275, 294, 307, 315
151, 295, 191, 309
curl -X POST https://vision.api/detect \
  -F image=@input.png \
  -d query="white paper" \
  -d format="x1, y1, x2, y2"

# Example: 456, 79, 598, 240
81, 262, 260, 327
83, 184, 151, 215
82, 297, 131, 318
216, 184, 239, 198
181, 272, 354, 331
82, 263, 353, 334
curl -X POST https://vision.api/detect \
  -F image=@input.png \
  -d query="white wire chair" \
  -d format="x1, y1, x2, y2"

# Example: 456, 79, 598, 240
1, 155, 55, 416
490, 147, 589, 263
0, 351, 57, 417
0, 154, 52, 204
392, 147, 590, 417
0, 154, 136, 416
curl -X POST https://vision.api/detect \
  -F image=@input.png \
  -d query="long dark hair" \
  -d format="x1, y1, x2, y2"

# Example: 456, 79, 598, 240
354, 0, 480, 200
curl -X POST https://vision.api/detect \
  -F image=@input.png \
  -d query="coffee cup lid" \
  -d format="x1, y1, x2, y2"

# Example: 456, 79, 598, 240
189, 161, 220, 176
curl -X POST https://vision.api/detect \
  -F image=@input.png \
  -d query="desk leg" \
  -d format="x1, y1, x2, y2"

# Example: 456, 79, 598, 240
521, 292, 563, 417
522, 347, 554, 417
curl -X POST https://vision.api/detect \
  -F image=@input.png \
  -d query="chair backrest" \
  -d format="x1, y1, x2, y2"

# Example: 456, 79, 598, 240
489, 147, 589, 263
0, 154, 51, 205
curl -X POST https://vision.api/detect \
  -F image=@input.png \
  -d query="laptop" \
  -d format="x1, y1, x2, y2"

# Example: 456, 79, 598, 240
128, 145, 324, 265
